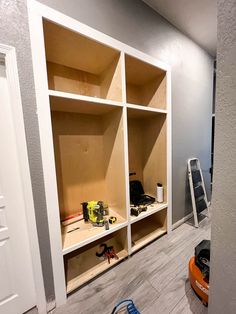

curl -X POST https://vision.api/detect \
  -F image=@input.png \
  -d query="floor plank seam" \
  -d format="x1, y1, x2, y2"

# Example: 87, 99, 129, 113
169, 293, 188, 314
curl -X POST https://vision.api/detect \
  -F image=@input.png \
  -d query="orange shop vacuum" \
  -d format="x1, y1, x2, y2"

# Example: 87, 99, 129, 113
189, 240, 210, 306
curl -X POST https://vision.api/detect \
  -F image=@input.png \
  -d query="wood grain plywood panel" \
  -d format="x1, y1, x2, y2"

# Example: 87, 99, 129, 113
126, 83, 143, 106
50, 94, 119, 115
125, 54, 164, 85
100, 56, 122, 102
51, 111, 106, 219
141, 74, 167, 109
64, 228, 128, 292
127, 118, 144, 184
102, 110, 126, 218
51, 108, 126, 220
125, 55, 166, 109
47, 59, 122, 101
47, 62, 101, 97
127, 112, 167, 200
143, 115, 167, 199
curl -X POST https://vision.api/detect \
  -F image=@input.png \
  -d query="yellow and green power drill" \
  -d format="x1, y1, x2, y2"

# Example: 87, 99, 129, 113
82, 201, 109, 227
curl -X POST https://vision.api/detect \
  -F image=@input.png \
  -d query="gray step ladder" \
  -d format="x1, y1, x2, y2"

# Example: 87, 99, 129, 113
187, 158, 210, 227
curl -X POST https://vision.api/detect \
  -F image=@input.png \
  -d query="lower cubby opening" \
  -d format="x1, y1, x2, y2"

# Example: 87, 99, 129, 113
50, 103, 127, 252
64, 228, 128, 293
131, 209, 167, 252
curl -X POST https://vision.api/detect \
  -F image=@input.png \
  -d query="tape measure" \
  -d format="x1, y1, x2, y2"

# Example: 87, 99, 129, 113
109, 216, 117, 224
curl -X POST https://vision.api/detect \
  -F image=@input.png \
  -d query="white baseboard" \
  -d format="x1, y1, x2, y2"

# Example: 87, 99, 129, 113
172, 212, 193, 230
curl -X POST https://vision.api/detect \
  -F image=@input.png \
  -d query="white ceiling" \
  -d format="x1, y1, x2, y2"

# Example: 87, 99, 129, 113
143, 0, 217, 56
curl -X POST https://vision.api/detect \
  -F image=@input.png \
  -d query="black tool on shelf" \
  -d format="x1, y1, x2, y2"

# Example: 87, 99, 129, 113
129, 172, 155, 206
130, 205, 147, 217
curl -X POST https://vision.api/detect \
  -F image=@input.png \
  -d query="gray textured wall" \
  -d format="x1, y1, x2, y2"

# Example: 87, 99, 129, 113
0, 0, 55, 304
0, 0, 213, 305
38, 0, 213, 223
209, 0, 236, 312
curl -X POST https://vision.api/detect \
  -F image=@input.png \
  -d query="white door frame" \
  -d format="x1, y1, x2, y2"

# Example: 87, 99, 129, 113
0, 43, 46, 314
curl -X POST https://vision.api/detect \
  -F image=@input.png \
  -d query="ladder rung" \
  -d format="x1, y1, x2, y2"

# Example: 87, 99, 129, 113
196, 198, 207, 213
194, 185, 205, 198
191, 170, 202, 185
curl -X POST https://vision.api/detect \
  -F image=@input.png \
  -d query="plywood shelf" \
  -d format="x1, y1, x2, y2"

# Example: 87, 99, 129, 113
64, 228, 128, 293
125, 54, 166, 110
49, 90, 123, 115
43, 20, 122, 102
130, 202, 168, 224
62, 209, 127, 255
131, 209, 167, 253
127, 103, 167, 118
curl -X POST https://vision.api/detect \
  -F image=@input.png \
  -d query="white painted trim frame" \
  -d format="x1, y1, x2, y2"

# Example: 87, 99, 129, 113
28, 0, 172, 306
27, 2, 67, 306
167, 69, 172, 233
0, 43, 46, 314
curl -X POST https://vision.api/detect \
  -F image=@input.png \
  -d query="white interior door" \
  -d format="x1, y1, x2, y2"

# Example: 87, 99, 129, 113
0, 61, 36, 313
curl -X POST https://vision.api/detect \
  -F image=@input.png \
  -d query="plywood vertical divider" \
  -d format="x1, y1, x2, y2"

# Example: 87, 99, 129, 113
141, 74, 167, 109
127, 118, 144, 183
102, 109, 127, 219
126, 83, 143, 105
100, 55, 122, 102
143, 115, 167, 200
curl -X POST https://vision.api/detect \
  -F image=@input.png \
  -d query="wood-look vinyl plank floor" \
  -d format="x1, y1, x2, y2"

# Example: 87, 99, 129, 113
52, 217, 210, 314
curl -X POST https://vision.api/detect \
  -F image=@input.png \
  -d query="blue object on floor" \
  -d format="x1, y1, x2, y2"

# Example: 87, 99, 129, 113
111, 299, 140, 314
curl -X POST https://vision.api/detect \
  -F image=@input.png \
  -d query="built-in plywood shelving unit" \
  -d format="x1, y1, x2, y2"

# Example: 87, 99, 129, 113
43, 19, 170, 294
29, 4, 171, 302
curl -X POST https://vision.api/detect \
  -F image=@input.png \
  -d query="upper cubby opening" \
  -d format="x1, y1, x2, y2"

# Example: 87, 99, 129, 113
43, 20, 122, 102
125, 54, 167, 109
